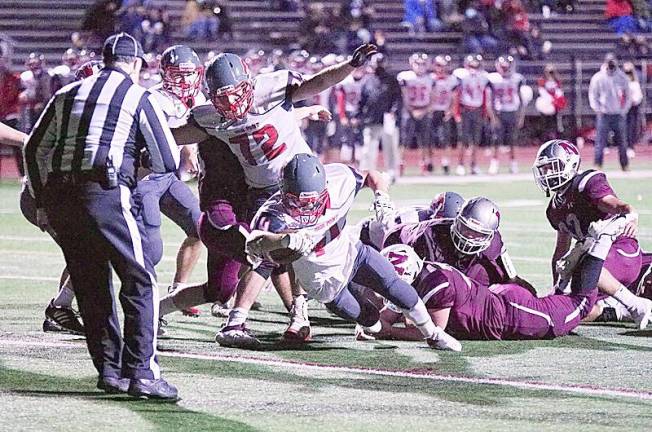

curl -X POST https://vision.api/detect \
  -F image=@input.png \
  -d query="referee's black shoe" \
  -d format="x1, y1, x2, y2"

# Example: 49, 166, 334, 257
97, 376, 130, 394
128, 378, 179, 401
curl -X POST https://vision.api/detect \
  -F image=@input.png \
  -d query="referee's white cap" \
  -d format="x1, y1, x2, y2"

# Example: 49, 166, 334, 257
102, 32, 146, 62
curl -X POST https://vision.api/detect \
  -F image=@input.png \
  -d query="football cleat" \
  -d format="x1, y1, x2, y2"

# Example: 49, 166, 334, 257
455, 165, 466, 176
281, 296, 311, 344
181, 306, 201, 317
210, 301, 231, 318
43, 303, 85, 335
157, 318, 168, 338
427, 329, 462, 352
215, 324, 262, 349
510, 160, 519, 174
128, 378, 179, 401
354, 324, 376, 341
631, 298, 652, 330
488, 159, 499, 175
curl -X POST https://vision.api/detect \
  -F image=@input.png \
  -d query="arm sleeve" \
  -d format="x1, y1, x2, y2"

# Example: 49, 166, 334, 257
418, 270, 456, 310
582, 172, 616, 204
138, 91, 180, 173
23, 95, 58, 207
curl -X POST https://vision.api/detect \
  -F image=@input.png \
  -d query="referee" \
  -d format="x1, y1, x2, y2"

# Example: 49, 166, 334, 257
23, 33, 180, 401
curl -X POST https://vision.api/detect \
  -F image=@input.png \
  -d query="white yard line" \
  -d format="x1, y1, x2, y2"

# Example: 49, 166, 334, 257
395, 170, 652, 185
1, 339, 651, 401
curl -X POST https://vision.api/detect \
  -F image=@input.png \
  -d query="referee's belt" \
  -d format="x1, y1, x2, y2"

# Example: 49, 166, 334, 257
49, 170, 106, 185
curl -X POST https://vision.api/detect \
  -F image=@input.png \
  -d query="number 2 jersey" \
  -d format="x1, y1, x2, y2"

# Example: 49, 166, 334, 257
251, 163, 365, 303
189, 70, 312, 189
546, 170, 617, 240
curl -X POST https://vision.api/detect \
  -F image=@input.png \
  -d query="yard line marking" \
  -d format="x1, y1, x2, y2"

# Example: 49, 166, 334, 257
0, 275, 59, 282
2, 339, 652, 401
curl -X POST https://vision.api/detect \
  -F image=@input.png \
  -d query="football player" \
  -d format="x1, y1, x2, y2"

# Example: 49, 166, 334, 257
487, 55, 526, 175
453, 54, 496, 175
373, 216, 631, 341
397, 53, 434, 173
50, 48, 79, 93
171, 43, 379, 347
430, 55, 459, 174
246, 153, 461, 351
359, 191, 465, 251
532, 139, 652, 328
383, 197, 527, 291
134, 45, 206, 317
334, 65, 366, 165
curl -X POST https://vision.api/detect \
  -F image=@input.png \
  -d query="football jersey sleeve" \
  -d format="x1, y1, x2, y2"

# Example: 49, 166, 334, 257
416, 267, 456, 310
580, 172, 616, 205
254, 70, 304, 109
252, 209, 290, 234
348, 166, 365, 195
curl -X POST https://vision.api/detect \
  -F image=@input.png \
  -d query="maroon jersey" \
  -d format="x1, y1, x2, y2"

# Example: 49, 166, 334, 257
414, 262, 506, 340
385, 219, 510, 287
546, 170, 616, 240
197, 136, 248, 215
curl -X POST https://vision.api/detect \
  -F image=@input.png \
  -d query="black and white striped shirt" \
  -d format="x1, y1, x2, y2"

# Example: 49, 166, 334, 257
24, 66, 179, 206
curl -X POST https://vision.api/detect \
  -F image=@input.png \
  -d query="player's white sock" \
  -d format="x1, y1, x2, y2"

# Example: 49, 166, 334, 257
613, 285, 647, 313
51, 278, 74, 308
363, 321, 382, 334
225, 307, 249, 328
401, 299, 436, 338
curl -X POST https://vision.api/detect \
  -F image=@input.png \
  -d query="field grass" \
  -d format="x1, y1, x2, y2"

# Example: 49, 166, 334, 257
1, 173, 651, 432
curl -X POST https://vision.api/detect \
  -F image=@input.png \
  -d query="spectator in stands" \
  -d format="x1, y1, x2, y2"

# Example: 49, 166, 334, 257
18, 53, 51, 134
623, 61, 644, 158
503, 0, 536, 59
461, 3, 499, 54
184, 0, 220, 41
535, 64, 566, 141
605, 0, 640, 34
214, 2, 233, 40
300, 4, 338, 53
344, 0, 374, 28
403, 0, 444, 33
630, 0, 651, 30
0, 47, 22, 174
118, 4, 147, 38
358, 54, 402, 180
81, 0, 120, 45
273, 0, 301, 12
589, 53, 632, 170
141, 7, 169, 52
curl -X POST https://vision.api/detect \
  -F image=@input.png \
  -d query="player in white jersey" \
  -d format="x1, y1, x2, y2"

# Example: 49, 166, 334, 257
430, 55, 459, 174
246, 153, 461, 351
453, 54, 496, 175
397, 53, 435, 173
487, 55, 526, 175
302, 56, 332, 158
172, 44, 380, 347
335, 67, 366, 164
135, 45, 205, 317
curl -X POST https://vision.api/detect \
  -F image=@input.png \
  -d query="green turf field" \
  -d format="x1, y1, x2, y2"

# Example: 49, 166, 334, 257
1, 175, 651, 432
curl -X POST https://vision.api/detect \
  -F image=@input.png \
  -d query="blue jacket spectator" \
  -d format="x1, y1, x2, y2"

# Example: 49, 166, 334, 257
403, 0, 443, 32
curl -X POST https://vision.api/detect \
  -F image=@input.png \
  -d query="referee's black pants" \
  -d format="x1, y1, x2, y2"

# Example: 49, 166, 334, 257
43, 179, 160, 380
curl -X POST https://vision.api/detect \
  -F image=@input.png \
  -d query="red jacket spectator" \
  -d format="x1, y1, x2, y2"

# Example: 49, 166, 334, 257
605, 0, 633, 18
0, 68, 21, 123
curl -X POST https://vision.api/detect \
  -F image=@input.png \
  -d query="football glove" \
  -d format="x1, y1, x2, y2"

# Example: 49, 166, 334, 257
285, 230, 316, 256
372, 190, 396, 226
350, 43, 379, 68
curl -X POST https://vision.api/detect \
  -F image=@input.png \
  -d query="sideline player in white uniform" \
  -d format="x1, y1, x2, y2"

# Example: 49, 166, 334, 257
487, 55, 526, 175
335, 67, 366, 164
137, 45, 205, 316
246, 153, 462, 351
397, 53, 434, 173
430, 55, 459, 174
453, 54, 496, 175
172, 44, 380, 347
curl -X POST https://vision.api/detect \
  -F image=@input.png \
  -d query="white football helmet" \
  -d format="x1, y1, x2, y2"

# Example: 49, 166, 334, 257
380, 244, 424, 285
532, 139, 581, 194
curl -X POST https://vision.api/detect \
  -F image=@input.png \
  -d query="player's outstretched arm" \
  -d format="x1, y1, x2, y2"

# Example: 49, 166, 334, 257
291, 44, 378, 103
597, 195, 638, 238
294, 105, 332, 122
0, 122, 27, 147
246, 230, 315, 264
551, 230, 572, 284
171, 122, 209, 146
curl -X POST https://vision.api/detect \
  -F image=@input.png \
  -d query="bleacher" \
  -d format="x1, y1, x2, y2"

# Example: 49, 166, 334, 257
0, 0, 649, 119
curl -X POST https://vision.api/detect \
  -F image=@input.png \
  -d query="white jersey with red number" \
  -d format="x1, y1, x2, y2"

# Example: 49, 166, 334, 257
453, 68, 489, 109
150, 83, 208, 128
431, 74, 459, 112
190, 70, 312, 188
338, 75, 364, 115
251, 163, 364, 303
397, 70, 434, 109
488, 72, 525, 113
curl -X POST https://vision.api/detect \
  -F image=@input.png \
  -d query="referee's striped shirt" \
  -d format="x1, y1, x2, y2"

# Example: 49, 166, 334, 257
24, 66, 180, 206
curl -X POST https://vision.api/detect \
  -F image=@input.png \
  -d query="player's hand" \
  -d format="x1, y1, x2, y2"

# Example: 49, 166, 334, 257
308, 105, 332, 122
286, 231, 315, 256
244, 230, 267, 266
36, 208, 52, 234
180, 147, 199, 177
373, 191, 396, 225
340, 117, 349, 127
623, 213, 638, 238
350, 43, 378, 68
